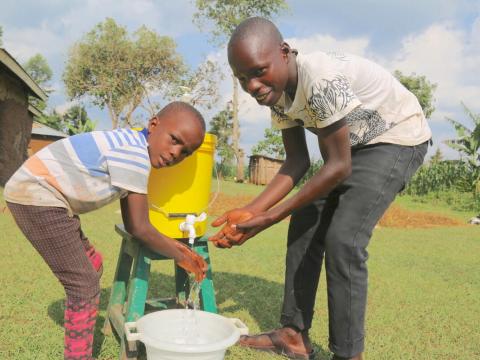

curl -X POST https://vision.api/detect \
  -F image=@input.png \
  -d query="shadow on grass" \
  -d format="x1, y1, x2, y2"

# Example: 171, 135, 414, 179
47, 270, 330, 359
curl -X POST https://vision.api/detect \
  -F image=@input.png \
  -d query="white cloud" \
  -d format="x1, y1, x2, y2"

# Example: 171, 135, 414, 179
55, 99, 79, 115
388, 21, 480, 112
3, 22, 66, 61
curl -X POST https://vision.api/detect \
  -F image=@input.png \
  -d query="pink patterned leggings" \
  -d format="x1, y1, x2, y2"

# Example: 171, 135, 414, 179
7, 203, 104, 359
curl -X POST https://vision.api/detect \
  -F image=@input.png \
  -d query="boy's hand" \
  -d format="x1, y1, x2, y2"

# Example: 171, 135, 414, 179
234, 211, 277, 243
209, 208, 254, 248
175, 242, 208, 282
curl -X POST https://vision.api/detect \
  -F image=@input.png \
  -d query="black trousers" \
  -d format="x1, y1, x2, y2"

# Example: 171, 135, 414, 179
280, 142, 428, 357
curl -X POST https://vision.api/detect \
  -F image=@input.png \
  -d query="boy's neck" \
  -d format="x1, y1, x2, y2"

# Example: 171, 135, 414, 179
285, 52, 298, 100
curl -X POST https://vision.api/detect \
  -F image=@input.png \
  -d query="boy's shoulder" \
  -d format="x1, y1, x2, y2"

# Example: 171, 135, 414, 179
296, 51, 343, 79
91, 128, 148, 151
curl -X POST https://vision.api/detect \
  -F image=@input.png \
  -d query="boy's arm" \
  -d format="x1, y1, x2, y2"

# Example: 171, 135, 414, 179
120, 193, 207, 280
245, 125, 312, 213
227, 119, 351, 244
260, 119, 351, 222
209, 126, 310, 246
120, 193, 185, 260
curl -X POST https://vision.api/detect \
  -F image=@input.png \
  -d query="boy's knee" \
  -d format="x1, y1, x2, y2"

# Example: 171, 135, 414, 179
65, 270, 101, 301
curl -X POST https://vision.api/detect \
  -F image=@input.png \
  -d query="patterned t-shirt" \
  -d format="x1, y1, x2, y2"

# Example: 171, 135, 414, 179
271, 51, 432, 146
4, 128, 151, 215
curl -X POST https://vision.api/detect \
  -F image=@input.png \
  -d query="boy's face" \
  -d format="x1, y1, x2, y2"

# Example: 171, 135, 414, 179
228, 39, 290, 107
147, 112, 204, 169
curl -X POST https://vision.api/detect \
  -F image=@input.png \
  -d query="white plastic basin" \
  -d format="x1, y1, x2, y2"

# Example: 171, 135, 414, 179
125, 309, 248, 360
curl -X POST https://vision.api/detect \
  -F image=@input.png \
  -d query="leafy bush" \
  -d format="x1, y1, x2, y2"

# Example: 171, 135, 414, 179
404, 160, 480, 211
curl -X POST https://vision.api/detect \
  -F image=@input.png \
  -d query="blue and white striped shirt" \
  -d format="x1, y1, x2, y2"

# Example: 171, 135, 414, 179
4, 128, 151, 215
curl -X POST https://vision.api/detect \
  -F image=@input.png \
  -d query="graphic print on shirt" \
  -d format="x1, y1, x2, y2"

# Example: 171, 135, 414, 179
344, 107, 388, 146
306, 75, 355, 121
271, 105, 291, 125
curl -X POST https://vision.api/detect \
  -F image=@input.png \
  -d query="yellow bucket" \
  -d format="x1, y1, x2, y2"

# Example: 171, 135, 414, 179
148, 133, 217, 239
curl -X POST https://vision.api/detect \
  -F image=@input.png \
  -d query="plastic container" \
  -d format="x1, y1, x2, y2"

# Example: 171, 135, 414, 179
125, 309, 248, 360
148, 133, 217, 239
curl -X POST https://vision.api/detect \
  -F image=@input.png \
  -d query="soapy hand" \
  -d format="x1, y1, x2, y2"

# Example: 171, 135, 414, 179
209, 208, 255, 248
175, 243, 208, 282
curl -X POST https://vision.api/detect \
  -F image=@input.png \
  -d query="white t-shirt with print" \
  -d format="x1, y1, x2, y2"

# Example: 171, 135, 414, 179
271, 51, 431, 146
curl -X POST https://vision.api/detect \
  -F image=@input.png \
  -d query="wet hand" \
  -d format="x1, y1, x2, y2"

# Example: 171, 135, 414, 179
209, 208, 254, 248
234, 212, 276, 244
175, 243, 208, 282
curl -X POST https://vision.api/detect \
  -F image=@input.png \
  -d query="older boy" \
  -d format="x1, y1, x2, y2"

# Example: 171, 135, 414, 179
210, 18, 431, 360
4, 101, 208, 360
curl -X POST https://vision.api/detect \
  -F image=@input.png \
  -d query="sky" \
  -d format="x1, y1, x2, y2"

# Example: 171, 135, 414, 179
1, 0, 480, 160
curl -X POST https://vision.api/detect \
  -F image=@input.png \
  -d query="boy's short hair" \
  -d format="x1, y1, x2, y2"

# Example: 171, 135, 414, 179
156, 101, 206, 132
229, 17, 283, 49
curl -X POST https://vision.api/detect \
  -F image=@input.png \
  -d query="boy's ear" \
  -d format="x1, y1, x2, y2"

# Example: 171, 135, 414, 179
281, 42, 291, 55
148, 116, 159, 132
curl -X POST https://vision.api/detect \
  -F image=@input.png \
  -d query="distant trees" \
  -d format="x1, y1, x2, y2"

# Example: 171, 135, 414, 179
63, 18, 185, 129
23, 54, 53, 112
443, 103, 480, 193
22, 54, 95, 135
23, 54, 53, 88
394, 70, 437, 119
193, 0, 288, 181
252, 128, 285, 159
405, 103, 480, 210
35, 105, 96, 135
209, 107, 235, 178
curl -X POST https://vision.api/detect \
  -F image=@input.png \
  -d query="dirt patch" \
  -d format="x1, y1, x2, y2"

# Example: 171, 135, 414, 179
379, 204, 466, 228
209, 194, 467, 228
208, 193, 255, 217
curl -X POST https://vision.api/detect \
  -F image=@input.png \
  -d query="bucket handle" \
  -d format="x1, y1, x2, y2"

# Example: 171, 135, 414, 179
125, 322, 141, 342
228, 318, 249, 336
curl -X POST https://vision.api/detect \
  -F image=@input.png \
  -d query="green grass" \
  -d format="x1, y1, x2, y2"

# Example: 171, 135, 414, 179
1, 182, 479, 359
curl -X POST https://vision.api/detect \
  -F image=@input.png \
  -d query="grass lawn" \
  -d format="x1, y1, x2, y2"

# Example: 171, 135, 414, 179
0, 180, 479, 359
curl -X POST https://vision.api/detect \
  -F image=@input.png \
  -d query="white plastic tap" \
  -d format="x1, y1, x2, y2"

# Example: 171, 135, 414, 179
179, 212, 207, 245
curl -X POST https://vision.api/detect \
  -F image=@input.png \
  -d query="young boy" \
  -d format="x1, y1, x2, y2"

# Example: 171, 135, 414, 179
4, 101, 208, 360
209, 18, 431, 360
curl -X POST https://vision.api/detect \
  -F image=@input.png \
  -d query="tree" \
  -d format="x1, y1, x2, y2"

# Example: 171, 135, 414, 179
0, 26, 3, 46
394, 70, 437, 118
37, 111, 64, 132
63, 105, 97, 135
23, 54, 53, 112
444, 103, 480, 193
193, 0, 288, 181
35, 105, 96, 135
252, 127, 285, 159
63, 18, 185, 129
23, 54, 53, 87
164, 59, 224, 111
209, 107, 235, 178
429, 147, 443, 164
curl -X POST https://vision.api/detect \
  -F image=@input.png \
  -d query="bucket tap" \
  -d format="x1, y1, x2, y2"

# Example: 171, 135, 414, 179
179, 212, 207, 245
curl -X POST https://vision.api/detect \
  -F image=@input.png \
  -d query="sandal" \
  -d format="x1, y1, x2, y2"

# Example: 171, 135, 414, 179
238, 330, 316, 359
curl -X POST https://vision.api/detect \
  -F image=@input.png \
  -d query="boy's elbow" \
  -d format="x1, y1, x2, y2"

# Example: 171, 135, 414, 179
129, 221, 151, 241
337, 161, 352, 181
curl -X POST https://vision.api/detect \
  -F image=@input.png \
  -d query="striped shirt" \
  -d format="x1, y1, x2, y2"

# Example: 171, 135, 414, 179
4, 128, 151, 215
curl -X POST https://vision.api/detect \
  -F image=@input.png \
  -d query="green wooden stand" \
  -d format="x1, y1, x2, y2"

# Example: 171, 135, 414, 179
103, 224, 217, 360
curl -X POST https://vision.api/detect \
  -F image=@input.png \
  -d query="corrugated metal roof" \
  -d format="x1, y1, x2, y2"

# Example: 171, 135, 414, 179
0, 48, 48, 101
31, 121, 67, 138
